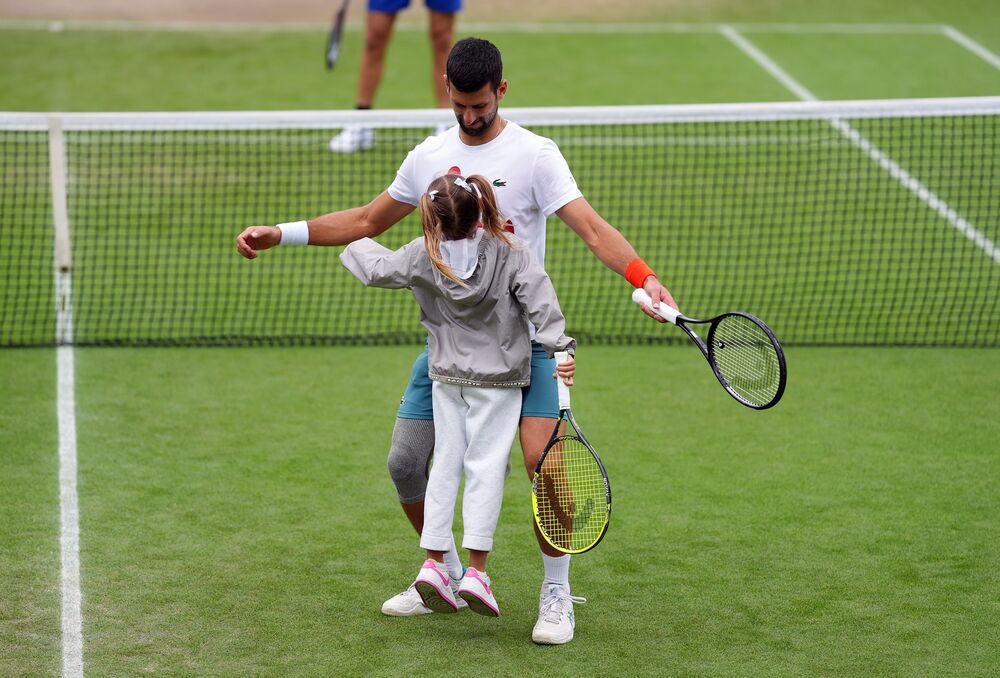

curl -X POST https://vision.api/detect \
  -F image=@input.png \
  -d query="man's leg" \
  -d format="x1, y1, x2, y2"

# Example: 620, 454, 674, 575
520, 343, 583, 644
518, 417, 565, 558
387, 417, 432, 536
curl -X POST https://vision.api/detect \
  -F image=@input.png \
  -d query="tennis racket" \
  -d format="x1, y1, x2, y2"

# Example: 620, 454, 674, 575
531, 351, 611, 555
325, 0, 351, 70
632, 288, 787, 410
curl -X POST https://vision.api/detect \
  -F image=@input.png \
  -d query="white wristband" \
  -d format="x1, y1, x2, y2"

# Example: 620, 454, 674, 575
277, 220, 309, 246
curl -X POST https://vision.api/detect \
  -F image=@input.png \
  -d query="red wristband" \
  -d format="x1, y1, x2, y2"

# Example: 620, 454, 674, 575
624, 258, 656, 289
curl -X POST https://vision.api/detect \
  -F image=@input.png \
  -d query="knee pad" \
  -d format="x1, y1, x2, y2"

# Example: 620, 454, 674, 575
386, 418, 435, 502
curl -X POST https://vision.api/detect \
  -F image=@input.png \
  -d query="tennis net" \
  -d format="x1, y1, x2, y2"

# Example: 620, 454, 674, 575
2, 97, 998, 348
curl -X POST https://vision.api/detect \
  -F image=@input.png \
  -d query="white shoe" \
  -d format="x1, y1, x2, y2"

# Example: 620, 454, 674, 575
414, 559, 459, 613
458, 567, 500, 617
381, 582, 432, 617
380, 575, 467, 616
328, 126, 374, 153
531, 584, 586, 645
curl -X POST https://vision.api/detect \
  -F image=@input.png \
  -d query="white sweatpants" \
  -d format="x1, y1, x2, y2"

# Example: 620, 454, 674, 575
420, 381, 522, 553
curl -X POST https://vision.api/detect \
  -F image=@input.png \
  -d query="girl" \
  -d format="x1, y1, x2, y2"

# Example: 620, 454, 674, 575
340, 173, 575, 617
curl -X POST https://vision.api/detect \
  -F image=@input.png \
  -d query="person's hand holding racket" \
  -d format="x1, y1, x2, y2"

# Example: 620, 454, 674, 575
636, 276, 679, 323
633, 288, 787, 409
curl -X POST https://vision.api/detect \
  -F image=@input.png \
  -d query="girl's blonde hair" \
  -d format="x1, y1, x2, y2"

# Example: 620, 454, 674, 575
418, 174, 512, 285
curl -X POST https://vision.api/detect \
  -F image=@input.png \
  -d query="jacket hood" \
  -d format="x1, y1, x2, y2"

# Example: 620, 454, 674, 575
426, 233, 509, 307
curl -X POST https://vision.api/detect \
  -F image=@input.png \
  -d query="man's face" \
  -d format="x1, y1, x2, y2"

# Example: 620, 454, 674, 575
447, 80, 507, 137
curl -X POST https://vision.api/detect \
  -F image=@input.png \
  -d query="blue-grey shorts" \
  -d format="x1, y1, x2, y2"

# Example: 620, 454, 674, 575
368, 0, 461, 13
397, 342, 558, 420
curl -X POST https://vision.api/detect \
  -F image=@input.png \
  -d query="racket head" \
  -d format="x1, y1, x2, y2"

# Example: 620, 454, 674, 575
706, 312, 787, 409
531, 424, 611, 554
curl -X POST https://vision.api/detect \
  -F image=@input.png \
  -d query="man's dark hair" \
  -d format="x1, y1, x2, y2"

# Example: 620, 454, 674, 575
446, 38, 503, 93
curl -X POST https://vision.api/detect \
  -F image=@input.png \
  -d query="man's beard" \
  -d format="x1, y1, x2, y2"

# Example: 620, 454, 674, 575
457, 108, 497, 137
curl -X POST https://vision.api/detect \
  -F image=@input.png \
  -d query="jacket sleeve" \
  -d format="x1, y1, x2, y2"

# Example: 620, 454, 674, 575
510, 248, 577, 357
340, 237, 421, 289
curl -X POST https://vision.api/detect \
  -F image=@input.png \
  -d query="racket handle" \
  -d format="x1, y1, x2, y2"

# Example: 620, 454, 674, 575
554, 350, 572, 410
632, 288, 680, 324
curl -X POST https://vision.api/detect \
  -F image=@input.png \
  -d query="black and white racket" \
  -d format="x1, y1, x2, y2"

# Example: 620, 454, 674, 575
632, 288, 787, 409
325, 0, 351, 70
531, 351, 611, 554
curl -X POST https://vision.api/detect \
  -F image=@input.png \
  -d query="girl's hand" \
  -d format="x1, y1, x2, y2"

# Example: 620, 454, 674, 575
554, 354, 575, 387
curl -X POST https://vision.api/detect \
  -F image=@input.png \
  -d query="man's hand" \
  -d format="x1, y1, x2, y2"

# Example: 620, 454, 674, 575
236, 226, 281, 259
638, 277, 679, 323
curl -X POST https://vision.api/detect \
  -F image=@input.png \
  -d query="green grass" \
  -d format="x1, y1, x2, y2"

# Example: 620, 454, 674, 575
2, 2, 1000, 674
8, 346, 981, 674
749, 32, 1000, 100
2, 11, 1000, 112
0, 29, 798, 111
0, 350, 60, 676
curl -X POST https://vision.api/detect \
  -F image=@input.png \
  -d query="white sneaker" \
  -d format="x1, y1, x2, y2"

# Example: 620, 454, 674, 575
531, 584, 586, 645
380, 575, 467, 616
328, 126, 374, 153
381, 582, 432, 617
414, 559, 459, 613
457, 567, 500, 617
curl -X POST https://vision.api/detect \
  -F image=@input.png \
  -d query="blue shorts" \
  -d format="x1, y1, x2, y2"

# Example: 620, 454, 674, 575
368, 0, 461, 13
397, 342, 559, 420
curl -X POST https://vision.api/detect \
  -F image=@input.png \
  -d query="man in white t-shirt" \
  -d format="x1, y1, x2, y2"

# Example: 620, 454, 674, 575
235, 38, 677, 645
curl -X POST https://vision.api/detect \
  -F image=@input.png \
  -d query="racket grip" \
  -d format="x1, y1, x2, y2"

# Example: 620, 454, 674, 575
554, 350, 571, 410
632, 288, 680, 324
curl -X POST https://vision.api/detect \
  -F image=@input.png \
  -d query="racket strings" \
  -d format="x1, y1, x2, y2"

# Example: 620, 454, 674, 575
710, 314, 782, 407
535, 436, 608, 551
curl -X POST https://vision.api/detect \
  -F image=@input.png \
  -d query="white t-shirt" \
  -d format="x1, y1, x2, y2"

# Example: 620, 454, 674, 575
387, 120, 583, 269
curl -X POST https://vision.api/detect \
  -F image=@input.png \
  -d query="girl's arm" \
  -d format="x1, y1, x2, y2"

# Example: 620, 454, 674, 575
340, 238, 421, 289
510, 250, 576, 357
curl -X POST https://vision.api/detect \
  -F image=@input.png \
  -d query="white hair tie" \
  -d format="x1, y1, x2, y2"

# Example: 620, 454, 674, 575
452, 177, 475, 194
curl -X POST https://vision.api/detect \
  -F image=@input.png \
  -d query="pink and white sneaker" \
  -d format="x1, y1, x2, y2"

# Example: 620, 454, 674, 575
458, 567, 500, 617
414, 559, 459, 613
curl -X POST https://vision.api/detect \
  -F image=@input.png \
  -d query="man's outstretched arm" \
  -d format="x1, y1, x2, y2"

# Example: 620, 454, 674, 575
235, 191, 415, 259
555, 196, 678, 321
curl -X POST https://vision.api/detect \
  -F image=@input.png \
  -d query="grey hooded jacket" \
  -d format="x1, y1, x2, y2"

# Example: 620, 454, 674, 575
340, 233, 576, 388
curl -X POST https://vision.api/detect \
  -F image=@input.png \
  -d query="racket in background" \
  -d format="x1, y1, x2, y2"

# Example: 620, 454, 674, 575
531, 351, 611, 554
632, 288, 787, 409
325, 0, 351, 70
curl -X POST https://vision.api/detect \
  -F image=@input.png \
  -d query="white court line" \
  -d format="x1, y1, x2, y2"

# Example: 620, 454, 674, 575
0, 18, 949, 34
941, 25, 1000, 72
58, 345, 83, 678
720, 26, 818, 101
721, 25, 1000, 267
50, 115, 84, 678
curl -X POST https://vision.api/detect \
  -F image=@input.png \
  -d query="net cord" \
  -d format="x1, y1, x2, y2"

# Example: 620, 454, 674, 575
3, 96, 1000, 131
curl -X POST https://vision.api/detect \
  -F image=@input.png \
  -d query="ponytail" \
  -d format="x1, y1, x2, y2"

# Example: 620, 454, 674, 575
466, 175, 512, 248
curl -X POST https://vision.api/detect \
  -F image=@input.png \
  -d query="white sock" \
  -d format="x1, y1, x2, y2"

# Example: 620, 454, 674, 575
443, 538, 463, 580
542, 553, 571, 589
